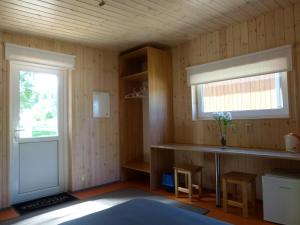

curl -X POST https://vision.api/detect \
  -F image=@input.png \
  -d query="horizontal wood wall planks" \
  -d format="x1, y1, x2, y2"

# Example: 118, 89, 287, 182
0, 31, 119, 208
172, 3, 300, 197
0, 0, 297, 50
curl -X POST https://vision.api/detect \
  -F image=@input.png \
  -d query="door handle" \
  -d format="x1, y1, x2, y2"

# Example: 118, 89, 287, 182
15, 129, 25, 132
14, 128, 25, 142
279, 186, 291, 190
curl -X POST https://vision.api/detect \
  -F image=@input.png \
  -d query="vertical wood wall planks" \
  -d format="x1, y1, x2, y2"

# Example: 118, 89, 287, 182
0, 31, 119, 208
172, 3, 300, 196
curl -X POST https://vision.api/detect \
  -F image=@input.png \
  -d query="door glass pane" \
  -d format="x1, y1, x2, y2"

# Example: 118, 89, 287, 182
19, 70, 58, 138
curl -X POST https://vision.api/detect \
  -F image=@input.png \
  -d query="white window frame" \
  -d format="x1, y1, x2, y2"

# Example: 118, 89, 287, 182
193, 72, 289, 120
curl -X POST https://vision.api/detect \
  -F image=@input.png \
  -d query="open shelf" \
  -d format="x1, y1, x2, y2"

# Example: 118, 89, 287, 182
122, 161, 150, 174
121, 47, 148, 60
125, 96, 145, 99
122, 71, 148, 82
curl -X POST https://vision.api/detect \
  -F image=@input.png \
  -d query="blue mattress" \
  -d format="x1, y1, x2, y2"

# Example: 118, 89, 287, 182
62, 198, 231, 225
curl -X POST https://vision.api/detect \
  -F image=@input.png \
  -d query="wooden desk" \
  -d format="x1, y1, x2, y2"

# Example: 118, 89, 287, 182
150, 144, 300, 207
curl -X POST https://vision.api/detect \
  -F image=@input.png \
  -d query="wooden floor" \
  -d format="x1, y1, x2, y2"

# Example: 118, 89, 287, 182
0, 180, 274, 225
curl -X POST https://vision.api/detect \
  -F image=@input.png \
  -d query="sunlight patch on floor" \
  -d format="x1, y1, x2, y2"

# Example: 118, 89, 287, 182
12, 200, 111, 225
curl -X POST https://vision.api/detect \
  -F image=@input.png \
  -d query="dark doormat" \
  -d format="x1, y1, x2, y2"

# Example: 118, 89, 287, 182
12, 193, 78, 215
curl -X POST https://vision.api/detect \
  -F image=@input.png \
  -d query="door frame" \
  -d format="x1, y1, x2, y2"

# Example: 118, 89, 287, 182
9, 61, 69, 204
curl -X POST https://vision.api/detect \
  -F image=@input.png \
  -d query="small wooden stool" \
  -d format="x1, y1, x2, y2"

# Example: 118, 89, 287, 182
174, 164, 203, 201
222, 171, 257, 217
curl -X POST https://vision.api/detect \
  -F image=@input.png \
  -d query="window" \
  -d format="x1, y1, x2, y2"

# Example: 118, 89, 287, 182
192, 72, 289, 120
187, 45, 292, 120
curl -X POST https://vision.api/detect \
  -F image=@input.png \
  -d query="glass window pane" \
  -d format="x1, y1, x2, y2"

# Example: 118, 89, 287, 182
19, 71, 58, 138
199, 73, 283, 113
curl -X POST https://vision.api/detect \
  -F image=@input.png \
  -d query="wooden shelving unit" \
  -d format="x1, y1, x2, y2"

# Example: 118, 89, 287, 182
119, 46, 173, 181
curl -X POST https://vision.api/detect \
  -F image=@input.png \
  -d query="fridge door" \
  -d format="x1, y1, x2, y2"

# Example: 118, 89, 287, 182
263, 175, 300, 225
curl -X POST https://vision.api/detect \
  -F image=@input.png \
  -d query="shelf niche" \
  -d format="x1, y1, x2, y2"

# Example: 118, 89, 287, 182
121, 71, 148, 82
120, 47, 148, 78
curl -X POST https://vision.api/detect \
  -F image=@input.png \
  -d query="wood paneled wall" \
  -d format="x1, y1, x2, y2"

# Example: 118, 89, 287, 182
172, 3, 300, 197
0, 32, 119, 208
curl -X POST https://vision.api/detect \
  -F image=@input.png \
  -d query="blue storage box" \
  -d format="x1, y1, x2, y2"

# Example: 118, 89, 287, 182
162, 172, 175, 193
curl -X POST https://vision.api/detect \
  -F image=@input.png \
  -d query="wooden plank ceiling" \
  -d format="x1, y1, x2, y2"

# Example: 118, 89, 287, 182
0, 0, 298, 50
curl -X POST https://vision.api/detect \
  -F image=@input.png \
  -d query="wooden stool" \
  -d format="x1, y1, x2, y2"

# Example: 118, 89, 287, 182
174, 165, 203, 201
222, 171, 257, 217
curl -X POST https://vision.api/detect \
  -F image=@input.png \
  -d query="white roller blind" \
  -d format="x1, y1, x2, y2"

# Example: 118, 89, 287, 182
186, 45, 292, 85
5, 43, 75, 69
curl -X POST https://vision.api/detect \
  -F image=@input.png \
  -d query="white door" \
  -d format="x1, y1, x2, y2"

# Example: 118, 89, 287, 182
10, 62, 65, 204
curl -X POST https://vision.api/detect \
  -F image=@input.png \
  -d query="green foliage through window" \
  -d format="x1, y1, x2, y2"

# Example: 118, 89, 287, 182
19, 71, 58, 138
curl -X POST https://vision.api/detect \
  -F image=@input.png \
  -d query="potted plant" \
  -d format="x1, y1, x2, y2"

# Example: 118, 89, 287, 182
213, 112, 232, 148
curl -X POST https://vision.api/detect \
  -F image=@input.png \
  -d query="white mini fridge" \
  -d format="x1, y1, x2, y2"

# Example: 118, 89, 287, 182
262, 169, 300, 225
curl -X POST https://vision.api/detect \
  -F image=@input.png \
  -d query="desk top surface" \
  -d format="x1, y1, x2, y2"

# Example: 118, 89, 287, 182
151, 144, 300, 161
